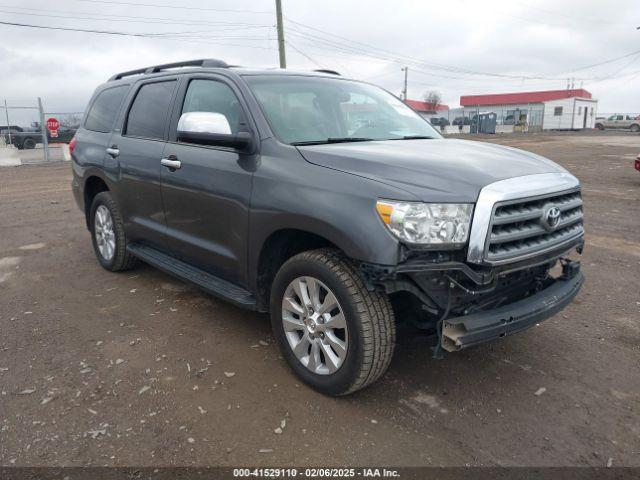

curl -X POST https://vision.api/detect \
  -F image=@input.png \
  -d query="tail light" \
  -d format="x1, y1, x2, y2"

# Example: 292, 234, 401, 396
68, 135, 77, 156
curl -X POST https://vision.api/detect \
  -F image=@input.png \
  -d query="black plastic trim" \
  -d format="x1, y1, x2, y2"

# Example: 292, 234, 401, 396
441, 271, 584, 351
127, 243, 256, 309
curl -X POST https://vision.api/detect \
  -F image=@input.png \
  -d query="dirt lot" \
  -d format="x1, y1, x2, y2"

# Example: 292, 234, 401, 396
0, 131, 638, 467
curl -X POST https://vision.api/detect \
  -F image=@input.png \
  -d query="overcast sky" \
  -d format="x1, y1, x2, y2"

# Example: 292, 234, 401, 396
1, 0, 638, 125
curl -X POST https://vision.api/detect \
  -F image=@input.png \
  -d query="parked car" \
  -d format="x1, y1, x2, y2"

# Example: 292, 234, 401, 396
1, 126, 41, 149
595, 114, 640, 132
1, 125, 76, 149
427, 116, 448, 127
452, 117, 470, 126
71, 59, 585, 395
50, 126, 78, 144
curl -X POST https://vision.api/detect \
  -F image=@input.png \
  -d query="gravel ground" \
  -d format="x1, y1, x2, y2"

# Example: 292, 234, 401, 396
0, 131, 638, 467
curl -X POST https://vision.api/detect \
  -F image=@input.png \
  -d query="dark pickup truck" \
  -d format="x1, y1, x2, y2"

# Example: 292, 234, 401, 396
2, 125, 76, 149
71, 59, 585, 395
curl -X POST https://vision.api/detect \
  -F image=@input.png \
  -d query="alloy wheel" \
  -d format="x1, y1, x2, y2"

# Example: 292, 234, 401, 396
281, 276, 348, 375
94, 205, 116, 261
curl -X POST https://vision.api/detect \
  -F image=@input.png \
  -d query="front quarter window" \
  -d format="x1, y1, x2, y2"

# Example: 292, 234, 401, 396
244, 75, 441, 145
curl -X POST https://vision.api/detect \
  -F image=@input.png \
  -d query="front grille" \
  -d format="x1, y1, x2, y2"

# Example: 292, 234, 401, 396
486, 189, 584, 263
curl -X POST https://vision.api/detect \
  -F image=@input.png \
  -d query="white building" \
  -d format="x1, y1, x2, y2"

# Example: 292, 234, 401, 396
460, 89, 598, 131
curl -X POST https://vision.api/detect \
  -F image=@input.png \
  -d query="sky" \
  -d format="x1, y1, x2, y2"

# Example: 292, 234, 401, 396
1, 0, 639, 126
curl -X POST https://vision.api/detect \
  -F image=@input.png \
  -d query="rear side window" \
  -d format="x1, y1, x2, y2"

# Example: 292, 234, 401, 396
125, 81, 176, 140
85, 85, 129, 133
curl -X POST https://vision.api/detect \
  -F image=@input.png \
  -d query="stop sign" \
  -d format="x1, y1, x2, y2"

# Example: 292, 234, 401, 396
46, 117, 60, 132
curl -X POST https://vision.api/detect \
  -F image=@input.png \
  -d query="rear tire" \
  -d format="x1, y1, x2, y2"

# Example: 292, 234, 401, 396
89, 191, 137, 272
595, 123, 604, 130
23, 138, 36, 149
270, 249, 395, 396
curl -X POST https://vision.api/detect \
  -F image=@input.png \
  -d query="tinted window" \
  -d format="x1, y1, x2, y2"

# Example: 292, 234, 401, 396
181, 80, 242, 134
85, 85, 129, 133
126, 81, 176, 139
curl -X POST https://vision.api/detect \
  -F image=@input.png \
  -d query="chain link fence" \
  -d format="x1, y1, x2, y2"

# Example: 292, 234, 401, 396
1, 98, 83, 166
417, 104, 547, 135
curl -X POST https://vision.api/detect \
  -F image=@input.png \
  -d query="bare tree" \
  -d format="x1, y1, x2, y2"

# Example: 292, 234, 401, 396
59, 113, 83, 129
423, 90, 442, 111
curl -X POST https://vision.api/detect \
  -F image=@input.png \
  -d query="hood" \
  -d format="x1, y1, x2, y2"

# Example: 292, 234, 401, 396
296, 138, 566, 203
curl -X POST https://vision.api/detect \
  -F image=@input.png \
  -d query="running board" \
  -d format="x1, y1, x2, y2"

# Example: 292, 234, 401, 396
126, 243, 257, 309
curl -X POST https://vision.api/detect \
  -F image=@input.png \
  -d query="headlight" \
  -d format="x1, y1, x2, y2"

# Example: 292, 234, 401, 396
376, 200, 473, 247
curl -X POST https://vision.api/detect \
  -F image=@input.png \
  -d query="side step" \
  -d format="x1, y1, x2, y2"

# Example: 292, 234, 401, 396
127, 243, 257, 309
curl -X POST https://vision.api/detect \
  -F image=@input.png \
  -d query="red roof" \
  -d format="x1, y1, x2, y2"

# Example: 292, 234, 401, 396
460, 89, 592, 107
405, 99, 449, 112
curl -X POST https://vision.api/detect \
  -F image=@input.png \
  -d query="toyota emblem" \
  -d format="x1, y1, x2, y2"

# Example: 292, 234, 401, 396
541, 205, 561, 231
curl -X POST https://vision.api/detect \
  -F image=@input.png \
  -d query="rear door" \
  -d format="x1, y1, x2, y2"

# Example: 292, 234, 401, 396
159, 75, 256, 286
74, 84, 129, 169
112, 78, 179, 250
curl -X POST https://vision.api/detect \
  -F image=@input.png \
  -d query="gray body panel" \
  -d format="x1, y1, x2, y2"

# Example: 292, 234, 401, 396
296, 139, 565, 203
71, 66, 574, 299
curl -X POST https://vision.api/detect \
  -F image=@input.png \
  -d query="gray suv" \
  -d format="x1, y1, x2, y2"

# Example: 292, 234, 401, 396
71, 59, 585, 395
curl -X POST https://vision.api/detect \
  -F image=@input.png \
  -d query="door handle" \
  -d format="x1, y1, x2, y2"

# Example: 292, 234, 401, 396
105, 147, 120, 158
161, 157, 181, 170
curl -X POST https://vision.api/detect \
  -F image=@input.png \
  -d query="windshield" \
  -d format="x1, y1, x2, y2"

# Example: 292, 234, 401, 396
244, 75, 442, 145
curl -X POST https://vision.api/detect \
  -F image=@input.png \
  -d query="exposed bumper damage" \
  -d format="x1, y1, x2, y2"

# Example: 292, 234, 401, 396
441, 269, 584, 351
361, 239, 584, 352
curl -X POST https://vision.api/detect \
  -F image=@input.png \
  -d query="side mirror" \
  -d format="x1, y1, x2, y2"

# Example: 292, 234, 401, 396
177, 111, 252, 151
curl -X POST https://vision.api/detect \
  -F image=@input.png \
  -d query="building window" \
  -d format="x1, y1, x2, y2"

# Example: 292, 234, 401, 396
554, 106, 563, 116
578, 106, 582, 115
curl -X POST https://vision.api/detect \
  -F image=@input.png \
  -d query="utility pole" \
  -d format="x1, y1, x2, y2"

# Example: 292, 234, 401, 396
401, 67, 408, 101
275, 0, 286, 69
3, 99, 11, 147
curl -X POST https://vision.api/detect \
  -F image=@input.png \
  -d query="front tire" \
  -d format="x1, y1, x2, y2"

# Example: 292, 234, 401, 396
630, 124, 639, 133
270, 249, 395, 396
23, 138, 36, 149
89, 191, 137, 272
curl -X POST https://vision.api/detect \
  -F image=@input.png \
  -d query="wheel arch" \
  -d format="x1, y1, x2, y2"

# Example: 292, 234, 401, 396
252, 227, 346, 311
83, 174, 111, 228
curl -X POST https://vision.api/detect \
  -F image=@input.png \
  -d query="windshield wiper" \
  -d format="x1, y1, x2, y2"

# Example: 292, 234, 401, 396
291, 137, 375, 146
388, 135, 435, 140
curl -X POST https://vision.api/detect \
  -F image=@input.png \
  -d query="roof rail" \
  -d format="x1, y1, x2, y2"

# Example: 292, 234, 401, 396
109, 59, 229, 81
313, 69, 341, 76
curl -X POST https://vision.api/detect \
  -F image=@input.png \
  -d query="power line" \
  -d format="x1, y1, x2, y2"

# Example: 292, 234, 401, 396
0, 4, 273, 29
285, 40, 324, 69
565, 48, 640, 73
285, 17, 640, 84
74, 0, 271, 14
0, 20, 276, 49
513, 1, 636, 27
0, 9, 271, 39
0, 20, 171, 37
285, 22, 573, 81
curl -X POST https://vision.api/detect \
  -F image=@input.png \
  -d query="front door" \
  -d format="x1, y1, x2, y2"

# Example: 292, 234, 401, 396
114, 78, 178, 250
160, 76, 255, 286
583, 106, 588, 128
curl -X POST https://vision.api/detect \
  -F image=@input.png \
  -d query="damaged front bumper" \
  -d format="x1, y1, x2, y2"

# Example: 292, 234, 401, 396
362, 241, 585, 352
441, 269, 584, 351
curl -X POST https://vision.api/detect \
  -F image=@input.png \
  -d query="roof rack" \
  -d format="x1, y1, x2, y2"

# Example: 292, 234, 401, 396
313, 69, 341, 76
109, 59, 229, 81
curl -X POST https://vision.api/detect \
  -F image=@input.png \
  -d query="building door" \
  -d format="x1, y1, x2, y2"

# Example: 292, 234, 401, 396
583, 106, 588, 128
